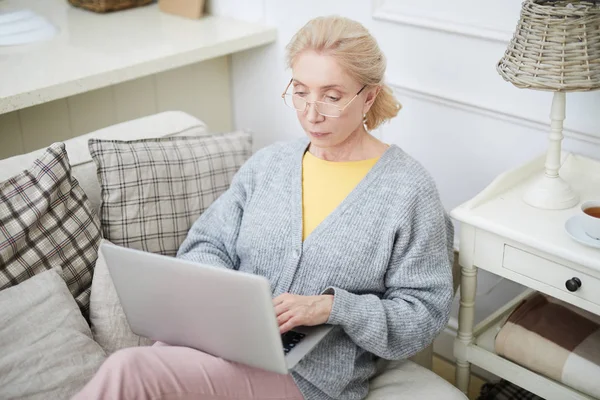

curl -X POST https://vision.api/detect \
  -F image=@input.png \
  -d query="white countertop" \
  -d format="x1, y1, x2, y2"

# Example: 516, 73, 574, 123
0, 0, 277, 114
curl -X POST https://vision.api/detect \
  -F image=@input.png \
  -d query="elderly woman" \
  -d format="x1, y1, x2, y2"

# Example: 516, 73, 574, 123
74, 15, 454, 400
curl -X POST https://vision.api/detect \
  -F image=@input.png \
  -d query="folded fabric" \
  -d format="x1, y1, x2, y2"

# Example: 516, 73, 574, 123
495, 293, 600, 398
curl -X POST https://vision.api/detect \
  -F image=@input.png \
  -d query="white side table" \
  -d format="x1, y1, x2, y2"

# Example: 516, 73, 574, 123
451, 152, 600, 400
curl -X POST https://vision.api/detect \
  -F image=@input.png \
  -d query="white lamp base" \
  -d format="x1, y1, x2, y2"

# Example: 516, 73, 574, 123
522, 91, 579, 210
523, 173, 579, 210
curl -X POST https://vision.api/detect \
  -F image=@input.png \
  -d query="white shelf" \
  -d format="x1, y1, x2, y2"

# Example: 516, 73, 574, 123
464, 290, 595, 400
0, 0, 277, 114
467, 346, 594, 400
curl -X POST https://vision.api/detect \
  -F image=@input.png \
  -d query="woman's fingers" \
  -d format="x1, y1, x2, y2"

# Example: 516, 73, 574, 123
277, 310, 293, 326
279, 315, 300, 334
272, 297, 283, 306
274, 302, 289, 316
272, 293, 316, 332
272, 293, 290, 314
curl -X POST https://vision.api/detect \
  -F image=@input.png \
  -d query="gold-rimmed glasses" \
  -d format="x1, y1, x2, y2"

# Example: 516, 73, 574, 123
281, 78, 367, 117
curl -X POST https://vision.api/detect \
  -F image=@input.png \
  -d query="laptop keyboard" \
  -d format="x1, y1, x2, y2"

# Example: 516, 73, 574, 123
281, 331, 306, 355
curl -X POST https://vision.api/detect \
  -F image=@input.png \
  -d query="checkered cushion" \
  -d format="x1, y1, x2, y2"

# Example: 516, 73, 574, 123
0, 143, 101, 313
89, 132, 252, 256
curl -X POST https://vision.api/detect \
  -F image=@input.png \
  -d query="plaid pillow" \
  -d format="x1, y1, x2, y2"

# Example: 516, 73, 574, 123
0, 143, 101, 314
89, 131, 252, 256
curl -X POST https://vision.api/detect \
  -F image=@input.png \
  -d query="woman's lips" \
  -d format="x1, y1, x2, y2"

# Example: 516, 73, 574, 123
310, 131, 330, 138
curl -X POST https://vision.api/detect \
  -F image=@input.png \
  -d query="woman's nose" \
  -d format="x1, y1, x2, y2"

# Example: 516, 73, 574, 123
305, 102, 324, 124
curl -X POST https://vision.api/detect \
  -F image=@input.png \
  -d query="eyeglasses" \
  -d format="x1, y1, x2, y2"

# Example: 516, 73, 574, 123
281, 78, 367, 118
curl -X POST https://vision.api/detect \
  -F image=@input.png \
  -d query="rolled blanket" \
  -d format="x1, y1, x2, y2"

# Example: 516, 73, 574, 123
495, 293, 600, 399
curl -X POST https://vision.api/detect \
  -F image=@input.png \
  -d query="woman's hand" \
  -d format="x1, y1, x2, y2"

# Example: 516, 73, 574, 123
273, 293, 333, 334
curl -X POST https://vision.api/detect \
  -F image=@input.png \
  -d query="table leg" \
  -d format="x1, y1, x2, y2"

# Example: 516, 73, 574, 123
455, 262, 477, 394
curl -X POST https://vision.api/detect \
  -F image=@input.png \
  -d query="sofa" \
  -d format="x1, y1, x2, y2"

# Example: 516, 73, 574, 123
0, 110, 467, 400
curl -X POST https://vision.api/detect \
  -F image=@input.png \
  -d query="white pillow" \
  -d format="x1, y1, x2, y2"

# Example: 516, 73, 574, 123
90, 240, 155, 355
0, 269, 106, 399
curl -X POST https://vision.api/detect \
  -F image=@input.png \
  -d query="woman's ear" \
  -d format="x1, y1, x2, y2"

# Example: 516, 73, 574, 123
362, 86, 381, 114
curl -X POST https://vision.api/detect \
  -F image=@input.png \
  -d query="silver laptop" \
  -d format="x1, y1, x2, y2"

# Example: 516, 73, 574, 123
99, 241, 333, 374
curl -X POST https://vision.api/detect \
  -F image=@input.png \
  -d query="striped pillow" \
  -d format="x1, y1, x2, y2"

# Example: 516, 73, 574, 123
89, 131, 252, 256
0, 143, 101, 314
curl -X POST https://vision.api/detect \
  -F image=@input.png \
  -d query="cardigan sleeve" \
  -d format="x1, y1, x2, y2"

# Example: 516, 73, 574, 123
176, 156, 254, 270
322, 185, 454, 360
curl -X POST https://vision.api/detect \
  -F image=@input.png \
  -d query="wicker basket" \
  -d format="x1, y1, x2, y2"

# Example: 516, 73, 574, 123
497, 0, 600, 92
68, 0, 154, 13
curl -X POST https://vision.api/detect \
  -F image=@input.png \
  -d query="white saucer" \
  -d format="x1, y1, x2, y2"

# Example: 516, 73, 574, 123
565, 216, 600, 249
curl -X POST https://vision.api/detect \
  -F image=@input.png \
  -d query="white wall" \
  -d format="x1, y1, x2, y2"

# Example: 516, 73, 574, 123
207, 0, 600, 361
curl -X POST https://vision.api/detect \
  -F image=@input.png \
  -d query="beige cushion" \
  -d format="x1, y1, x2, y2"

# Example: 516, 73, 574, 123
0, 111, 208, 215
366, 360, 467, 400
88, 131, 252, 256
0, 269, 106, 399
90, 239, 155, 355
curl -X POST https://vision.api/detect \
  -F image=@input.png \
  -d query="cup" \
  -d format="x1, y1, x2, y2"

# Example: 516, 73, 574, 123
580, 200, 600, 240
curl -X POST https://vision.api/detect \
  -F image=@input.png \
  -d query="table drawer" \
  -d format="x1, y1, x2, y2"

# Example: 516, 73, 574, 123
502, 245, 600, 306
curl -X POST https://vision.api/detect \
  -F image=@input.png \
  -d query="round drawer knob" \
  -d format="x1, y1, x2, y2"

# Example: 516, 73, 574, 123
565, 277, 582, 292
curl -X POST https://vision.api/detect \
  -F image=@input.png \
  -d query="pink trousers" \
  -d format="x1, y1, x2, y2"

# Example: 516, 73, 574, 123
72, 342, 304, 400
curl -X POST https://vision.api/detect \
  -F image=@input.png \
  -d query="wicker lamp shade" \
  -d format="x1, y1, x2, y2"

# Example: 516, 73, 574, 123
497, 0, 600, 92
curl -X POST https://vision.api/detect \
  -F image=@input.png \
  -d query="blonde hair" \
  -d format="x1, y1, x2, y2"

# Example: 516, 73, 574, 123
285, 16, 401, 131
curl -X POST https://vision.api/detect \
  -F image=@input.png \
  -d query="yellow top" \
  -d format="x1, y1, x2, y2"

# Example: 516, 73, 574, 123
302, 150, 380, 241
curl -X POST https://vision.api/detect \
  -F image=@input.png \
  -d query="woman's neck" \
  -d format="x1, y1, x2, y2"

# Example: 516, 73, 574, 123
308, 127, 388, 162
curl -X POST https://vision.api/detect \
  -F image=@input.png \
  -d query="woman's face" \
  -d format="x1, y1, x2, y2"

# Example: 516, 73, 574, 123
290, 50, 377, 148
